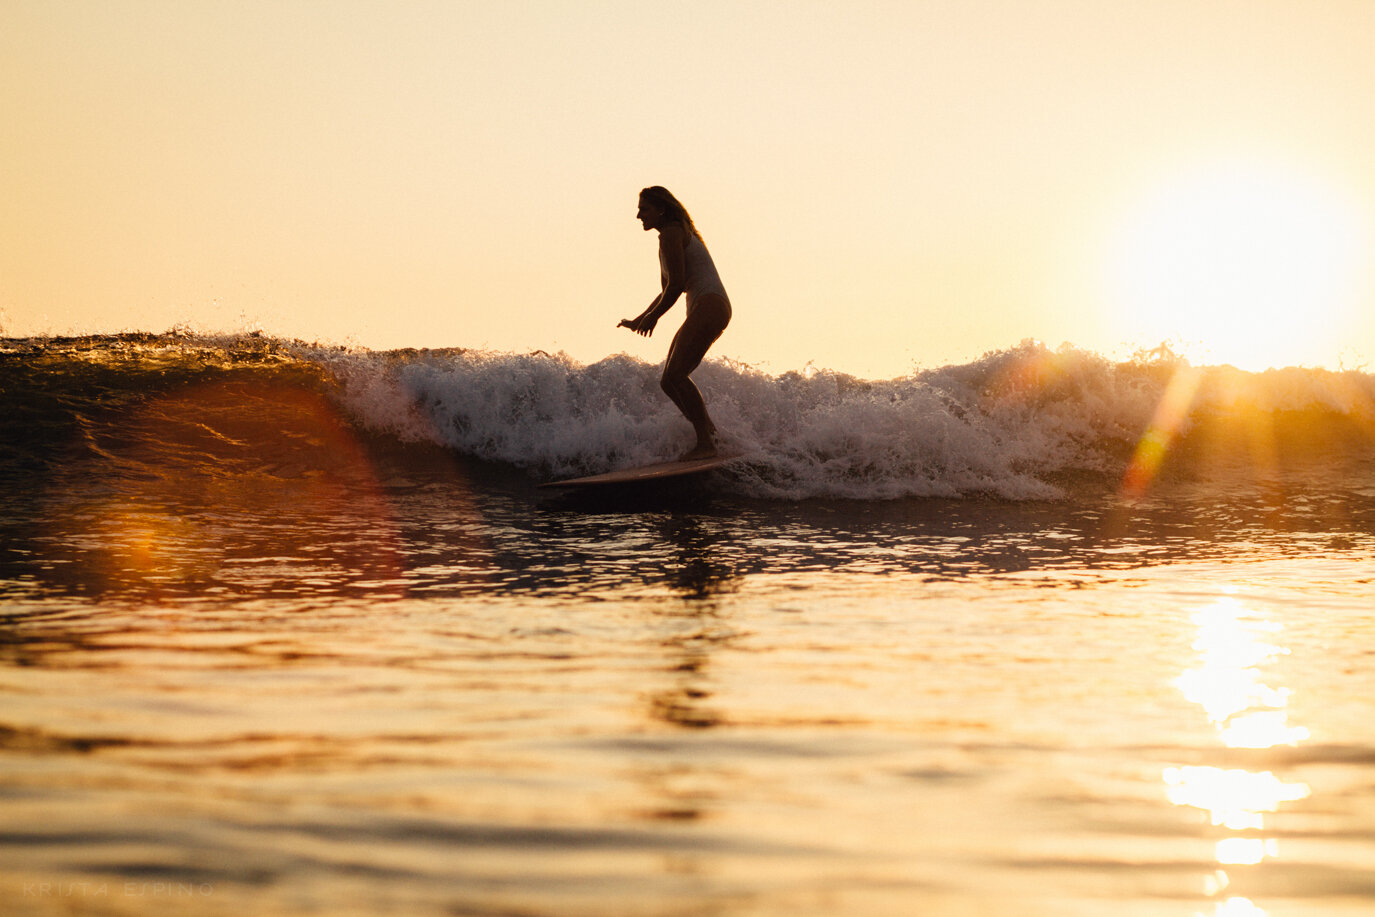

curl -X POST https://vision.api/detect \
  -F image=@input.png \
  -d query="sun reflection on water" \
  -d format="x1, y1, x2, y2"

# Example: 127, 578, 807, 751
1176, 597, 1310, 749
1163, 766, 1308, 831
1166, 594, 1311, 917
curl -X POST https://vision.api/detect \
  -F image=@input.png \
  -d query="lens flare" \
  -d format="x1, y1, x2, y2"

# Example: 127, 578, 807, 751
44, 379, 411, 600
1121, 366, 1201, 499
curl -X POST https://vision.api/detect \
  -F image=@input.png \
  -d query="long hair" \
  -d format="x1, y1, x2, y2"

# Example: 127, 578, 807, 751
640, 186, 699, 238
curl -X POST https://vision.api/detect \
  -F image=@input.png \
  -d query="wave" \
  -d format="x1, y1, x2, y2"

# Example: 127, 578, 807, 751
5, 332, 1375, 501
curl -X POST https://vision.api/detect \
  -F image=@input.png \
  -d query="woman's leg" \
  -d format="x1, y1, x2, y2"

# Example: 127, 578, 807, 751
661, 295, 729, 459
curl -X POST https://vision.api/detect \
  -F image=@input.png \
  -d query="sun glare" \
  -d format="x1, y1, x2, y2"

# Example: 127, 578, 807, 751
1107, 159, 1367, 370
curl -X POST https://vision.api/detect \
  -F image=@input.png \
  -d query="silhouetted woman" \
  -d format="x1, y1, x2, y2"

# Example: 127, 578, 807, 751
619, 186, 732, 460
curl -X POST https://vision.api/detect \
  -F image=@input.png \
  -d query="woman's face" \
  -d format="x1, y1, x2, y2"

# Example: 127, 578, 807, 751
636, 196, 664, 231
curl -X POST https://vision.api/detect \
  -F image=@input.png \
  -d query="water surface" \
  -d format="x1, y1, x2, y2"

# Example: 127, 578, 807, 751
3, 335, 1375, 916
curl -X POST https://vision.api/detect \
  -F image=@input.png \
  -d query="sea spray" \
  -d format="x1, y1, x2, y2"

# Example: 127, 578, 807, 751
327, 349, 686, 476
322, 340, 1185, 499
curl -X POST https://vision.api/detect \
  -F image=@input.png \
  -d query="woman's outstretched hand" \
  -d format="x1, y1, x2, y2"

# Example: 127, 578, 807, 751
618, 315, 657, 337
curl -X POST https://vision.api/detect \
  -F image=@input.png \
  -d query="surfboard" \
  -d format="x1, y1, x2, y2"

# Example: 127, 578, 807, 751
539, 454, 738, 489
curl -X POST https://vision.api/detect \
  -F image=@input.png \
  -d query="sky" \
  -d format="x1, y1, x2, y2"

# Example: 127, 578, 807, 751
3, 0, 1374, 378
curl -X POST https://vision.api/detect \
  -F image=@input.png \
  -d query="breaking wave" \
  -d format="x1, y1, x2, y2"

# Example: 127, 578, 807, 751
6, 332, 1375, 501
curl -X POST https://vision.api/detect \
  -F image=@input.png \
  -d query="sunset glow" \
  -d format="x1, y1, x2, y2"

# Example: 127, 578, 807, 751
1107, 159, 1368, 370
3, 1, 1375, 375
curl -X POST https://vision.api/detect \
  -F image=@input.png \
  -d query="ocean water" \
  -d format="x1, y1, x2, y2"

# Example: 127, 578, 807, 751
3, 333, 1375, 916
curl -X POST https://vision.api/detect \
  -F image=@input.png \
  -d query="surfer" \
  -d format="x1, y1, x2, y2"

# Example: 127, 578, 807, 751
619, 186, 732, 461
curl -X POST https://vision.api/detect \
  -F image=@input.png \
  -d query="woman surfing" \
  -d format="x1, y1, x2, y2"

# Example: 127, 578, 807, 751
619, 186, 732, 461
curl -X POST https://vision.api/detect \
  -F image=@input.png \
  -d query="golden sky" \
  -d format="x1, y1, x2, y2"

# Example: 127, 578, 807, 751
3, 0, 1373, 376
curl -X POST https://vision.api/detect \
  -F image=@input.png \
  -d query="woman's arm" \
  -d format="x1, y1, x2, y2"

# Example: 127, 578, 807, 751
619, 224, 686, 336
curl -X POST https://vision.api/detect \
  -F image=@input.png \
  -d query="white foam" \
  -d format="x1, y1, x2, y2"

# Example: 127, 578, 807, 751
312, 340, 1375, 501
